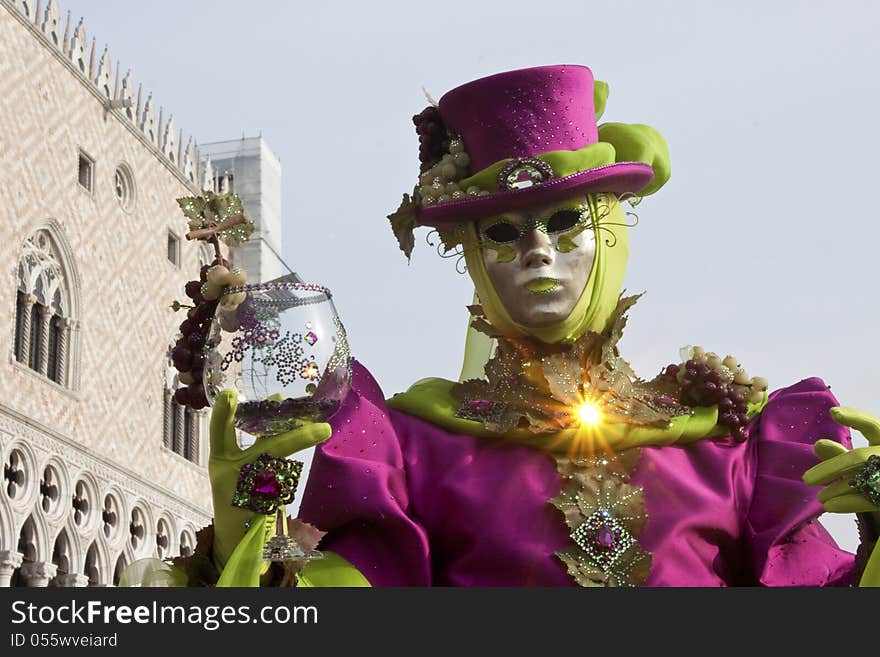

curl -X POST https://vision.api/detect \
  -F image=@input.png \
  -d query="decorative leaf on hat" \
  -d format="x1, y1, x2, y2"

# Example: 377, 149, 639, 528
436, 224, 466, 255
388, 190, 418, 261
177, 191, 255, 247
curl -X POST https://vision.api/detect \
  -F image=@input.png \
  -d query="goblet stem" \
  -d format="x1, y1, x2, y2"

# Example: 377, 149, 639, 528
275, 507, 286, 538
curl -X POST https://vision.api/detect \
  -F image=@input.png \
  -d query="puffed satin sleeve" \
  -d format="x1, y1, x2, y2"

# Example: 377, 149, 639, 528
298, 360, 432, 586
744, 377, 855, 586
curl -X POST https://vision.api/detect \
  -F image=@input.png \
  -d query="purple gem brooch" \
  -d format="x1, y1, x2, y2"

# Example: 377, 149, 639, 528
570, 508, 637, 572
232, 453, 303, 515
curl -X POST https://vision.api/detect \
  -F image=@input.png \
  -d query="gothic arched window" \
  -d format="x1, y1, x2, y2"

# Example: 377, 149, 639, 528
14, 227, 80, 388
163, 351, 202, 465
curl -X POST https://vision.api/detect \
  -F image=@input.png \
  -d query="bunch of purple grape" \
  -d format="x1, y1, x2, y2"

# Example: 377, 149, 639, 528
170, 258, 227, 409
413, 106, 449, 172
663, 360, 751, 442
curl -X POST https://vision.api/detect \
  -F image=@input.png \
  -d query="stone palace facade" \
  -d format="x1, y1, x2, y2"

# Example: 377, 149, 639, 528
0, 0, 283, 586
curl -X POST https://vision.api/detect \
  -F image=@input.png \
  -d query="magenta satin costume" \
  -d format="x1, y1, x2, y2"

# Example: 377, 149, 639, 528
298, 361, 855, 586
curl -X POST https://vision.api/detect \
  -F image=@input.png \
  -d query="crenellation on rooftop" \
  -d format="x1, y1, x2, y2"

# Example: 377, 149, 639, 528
0, 0, 218, 193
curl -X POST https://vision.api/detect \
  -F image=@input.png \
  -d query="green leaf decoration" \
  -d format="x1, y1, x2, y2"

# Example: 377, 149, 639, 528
177, 195, 207, 229
176, 191, 255, 247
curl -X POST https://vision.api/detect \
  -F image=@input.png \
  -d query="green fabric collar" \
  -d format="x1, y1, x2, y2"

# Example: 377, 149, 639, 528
386, 378, 767, 456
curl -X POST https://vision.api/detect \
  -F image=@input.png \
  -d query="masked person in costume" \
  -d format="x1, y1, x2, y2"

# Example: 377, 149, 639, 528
130, 65, 880, 587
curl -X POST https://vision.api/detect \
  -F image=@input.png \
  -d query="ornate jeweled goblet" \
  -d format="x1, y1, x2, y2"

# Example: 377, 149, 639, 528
204, 275, 351, 438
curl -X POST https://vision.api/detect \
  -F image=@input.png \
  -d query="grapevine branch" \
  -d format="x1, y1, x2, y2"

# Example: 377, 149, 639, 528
185, 214, 246, 240
186, 214, 246, 261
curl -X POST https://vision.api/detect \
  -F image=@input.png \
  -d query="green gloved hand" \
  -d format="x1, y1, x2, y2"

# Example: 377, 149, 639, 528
803, 406, 880, 586
209, 389, 332, 572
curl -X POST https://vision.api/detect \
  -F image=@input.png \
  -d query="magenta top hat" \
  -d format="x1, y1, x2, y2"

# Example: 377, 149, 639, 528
408, 65, 665, 228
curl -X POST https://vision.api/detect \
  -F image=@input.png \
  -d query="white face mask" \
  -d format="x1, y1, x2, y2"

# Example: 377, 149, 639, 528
478, 197, 596, 329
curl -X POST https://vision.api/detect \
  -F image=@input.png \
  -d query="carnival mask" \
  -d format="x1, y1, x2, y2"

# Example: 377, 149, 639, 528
478, 197, 596, 329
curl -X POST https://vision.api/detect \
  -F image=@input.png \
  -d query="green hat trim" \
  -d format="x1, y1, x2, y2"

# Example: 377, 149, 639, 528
457, 122, 669, 198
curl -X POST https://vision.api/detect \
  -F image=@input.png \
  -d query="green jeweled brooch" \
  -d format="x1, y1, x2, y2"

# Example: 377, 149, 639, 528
850, 454, 880, 507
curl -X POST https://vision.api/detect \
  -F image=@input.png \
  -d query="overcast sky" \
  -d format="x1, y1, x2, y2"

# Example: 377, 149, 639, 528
61, 0, 880, 551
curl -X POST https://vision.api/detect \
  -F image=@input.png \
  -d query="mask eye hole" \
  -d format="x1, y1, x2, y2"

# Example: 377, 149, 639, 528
545, 209, 582, 234
483, 221, 521, 244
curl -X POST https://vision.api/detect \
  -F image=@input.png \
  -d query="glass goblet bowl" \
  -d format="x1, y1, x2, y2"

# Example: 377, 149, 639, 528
203, 275, 352, 441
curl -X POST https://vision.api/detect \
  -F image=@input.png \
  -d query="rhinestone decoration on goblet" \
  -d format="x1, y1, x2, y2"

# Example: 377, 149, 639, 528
204, 275, 352, 440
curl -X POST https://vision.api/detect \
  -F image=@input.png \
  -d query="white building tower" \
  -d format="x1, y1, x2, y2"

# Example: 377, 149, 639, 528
199, 137, 287, 284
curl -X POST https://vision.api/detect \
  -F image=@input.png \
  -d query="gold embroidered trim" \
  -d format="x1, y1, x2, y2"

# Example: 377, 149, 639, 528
452, 294, 691, 435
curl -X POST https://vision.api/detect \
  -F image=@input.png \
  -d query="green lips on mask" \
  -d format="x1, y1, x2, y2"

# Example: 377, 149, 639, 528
525, 278, 560, 294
